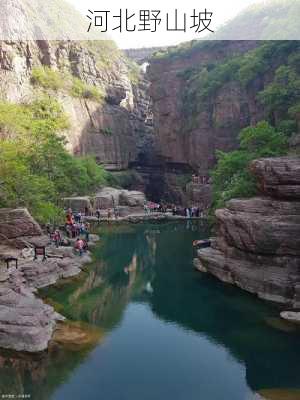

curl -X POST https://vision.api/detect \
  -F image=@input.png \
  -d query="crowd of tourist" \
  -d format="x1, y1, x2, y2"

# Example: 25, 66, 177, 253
65, 209, 90, 240
46, 208, 91, 256
143, 202, 204, 218
46, 200, 205, 254
65, 208, 90, 255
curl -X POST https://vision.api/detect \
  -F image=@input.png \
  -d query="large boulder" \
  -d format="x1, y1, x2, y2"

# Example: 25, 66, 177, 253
0, 286, 63, 352
197, 242, 299, 306
251, 157, 300, 199
0, 208, 42, 239
62, 197, 93, 213
227, 197, 300, 215
119, 190, 146, 207
94, 187, 146, 209
94, 187, 122, 209
216, 206, 300, 256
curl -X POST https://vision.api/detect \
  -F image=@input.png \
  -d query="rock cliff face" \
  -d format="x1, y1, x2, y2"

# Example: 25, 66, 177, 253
196, 157, 300, 307
0, 40, 146, 171
134, 40, 274, 204
148, 41, 260, 175
1, 39, 298, 207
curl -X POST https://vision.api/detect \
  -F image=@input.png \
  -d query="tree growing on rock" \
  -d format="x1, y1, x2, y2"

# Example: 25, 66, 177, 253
211, 121, 288, 211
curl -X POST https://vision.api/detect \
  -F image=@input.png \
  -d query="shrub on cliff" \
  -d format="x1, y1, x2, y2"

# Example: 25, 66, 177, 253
181, 41, 300, 132
211, 121, 288, 211
71, 78, 105, 102
31, 67, 64, 91
0, 97, 109, 223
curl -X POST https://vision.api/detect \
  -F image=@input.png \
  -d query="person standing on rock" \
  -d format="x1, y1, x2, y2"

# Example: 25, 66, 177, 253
53, 230, 61, 248
84, 222, 90, 242
75, 211, 82, 223
96, 208, 101, 223
80, 221, 85, 235
71, 223, 77, 238
185, 208, 190, 218
75, 238, 84, 256
113, 206, 118, 220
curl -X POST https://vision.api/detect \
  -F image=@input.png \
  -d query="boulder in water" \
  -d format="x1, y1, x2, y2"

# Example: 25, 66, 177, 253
280, 311, 300, 324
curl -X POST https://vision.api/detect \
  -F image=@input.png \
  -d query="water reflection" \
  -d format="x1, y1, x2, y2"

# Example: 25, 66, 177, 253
0, 221, 299, 399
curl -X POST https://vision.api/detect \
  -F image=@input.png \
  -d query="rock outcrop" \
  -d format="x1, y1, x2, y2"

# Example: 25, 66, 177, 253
0, 208, 42, 239
0, 245, 95, 352
0, 208, 44, 249
251, 157, 300, 200
94, 187, 146, 215
197, 157, 300, 307
0, 40, 145, 171
0, 285, 63, 352
62, 197, 93, 213
0, 208, 98, 352
64, 187, 146, 215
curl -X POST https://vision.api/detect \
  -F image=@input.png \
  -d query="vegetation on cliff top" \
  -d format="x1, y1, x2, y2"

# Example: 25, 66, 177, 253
181, 41, 300, 130
172, 40, 299, 212
211, 121, 289, 211
0, 96, 109, 224
208, 41, 299, 212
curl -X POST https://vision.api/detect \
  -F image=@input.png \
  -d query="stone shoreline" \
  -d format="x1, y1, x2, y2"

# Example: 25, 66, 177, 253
85, 212, 202, 223
0, 232, 100, 353
0, 208, 203, 353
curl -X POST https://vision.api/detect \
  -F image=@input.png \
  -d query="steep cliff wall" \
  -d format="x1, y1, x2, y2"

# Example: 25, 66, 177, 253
0, 40, 145, 171
146, 40, 300, 204
148, 41, 262, 174
1, 39, 298, 204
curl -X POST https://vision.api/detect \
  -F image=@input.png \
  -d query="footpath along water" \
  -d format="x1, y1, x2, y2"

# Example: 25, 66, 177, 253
0, 221, 300, 400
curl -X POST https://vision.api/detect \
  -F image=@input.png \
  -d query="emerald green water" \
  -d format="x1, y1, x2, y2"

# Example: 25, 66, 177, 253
0, 221, 300, 400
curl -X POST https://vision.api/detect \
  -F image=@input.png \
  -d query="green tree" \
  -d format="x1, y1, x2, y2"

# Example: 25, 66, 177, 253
211, 121, 288, 211
0, 97, 110, 223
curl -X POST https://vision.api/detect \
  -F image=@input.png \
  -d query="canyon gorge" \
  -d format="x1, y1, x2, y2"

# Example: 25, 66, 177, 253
2, 39, 299, 204
1, 38, 299, 301
1, 2, 300, 399
0, 0, 299, 359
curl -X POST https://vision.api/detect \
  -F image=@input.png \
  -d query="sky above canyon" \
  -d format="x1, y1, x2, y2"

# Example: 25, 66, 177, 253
67, 0, 258, 48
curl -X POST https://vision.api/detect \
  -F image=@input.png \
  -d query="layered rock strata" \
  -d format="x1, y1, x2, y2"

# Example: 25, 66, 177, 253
63, 187, 146, 216
197, 157, 300, 307
0, 41, 144, 171
0, 208, 98, 352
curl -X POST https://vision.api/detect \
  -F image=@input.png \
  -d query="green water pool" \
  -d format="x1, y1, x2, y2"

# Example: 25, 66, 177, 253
0, 221, 300, 400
